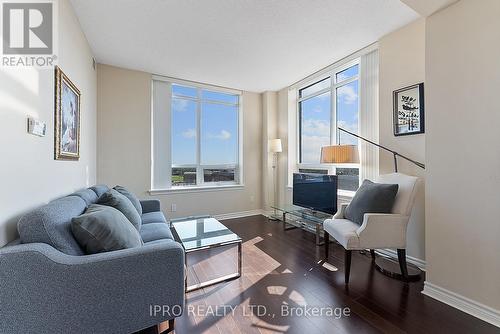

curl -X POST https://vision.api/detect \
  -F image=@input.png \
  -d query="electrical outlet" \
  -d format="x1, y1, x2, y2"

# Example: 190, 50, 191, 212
171, 204, 177, 212
250, 195, 255, 203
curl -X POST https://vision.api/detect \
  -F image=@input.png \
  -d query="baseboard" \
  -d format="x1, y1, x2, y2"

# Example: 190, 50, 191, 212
214, 209, 265, 221
422, 281, 500, 327
375, 249, 426, 270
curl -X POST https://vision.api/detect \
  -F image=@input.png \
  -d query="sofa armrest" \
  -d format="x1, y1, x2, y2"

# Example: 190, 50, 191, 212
333, 203, 349, 219
141, 199, 161, 213
356, 213, 409, 249
0, 241, 185, 334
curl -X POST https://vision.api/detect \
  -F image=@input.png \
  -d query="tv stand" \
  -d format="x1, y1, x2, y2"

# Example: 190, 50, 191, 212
270, 205, 333, 246
296, 208, 330, 218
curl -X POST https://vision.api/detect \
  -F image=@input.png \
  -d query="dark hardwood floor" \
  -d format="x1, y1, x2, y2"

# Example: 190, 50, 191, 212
169, 215, 498, 334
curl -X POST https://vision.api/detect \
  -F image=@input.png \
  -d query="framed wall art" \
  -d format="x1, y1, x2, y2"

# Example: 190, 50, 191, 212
393, 83, 424, 136
54, 66, 81, 160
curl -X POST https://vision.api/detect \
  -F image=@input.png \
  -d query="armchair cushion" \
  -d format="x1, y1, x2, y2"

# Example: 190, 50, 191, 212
333, 203, 349, 219
98, 189, 142, 230
114, 185, 142, 215
323, 218, 360, 249
344, 179, 398, 225
71, 204, 143, 254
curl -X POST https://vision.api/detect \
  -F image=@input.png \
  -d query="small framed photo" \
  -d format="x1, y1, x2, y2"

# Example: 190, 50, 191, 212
54, 66, 81, 160
393, 83, 424, 136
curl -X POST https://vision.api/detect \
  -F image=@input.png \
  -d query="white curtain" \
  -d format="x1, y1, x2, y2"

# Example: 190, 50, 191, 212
359, 49, 379, 182
151, 79, 171, 190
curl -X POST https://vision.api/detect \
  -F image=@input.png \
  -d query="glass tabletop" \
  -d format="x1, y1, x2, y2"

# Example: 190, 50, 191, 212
171, 217, 241, 251
270, 204, 333, 224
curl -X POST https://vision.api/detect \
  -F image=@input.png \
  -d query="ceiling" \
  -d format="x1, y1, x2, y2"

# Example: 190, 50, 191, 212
400, 0, 457, 17
70, 0, 419, 92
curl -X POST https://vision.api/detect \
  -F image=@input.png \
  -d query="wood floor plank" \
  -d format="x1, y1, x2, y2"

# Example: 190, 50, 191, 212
158, 215, 499, 334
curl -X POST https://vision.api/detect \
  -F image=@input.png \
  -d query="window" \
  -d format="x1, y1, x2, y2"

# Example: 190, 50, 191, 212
298, 168, 328, 175
171, 83, 240, 188
298, 62, 360, 191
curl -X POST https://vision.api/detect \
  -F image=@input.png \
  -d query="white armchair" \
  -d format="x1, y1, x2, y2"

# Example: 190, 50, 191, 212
323, 173, 419, 284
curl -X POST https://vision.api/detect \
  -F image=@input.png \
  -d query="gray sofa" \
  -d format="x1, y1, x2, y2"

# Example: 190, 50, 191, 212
0, 185, 185, 334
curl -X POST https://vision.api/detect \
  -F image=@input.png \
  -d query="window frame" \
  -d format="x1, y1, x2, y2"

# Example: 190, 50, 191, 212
296, 59, 361, 190
167, 78, 243, 190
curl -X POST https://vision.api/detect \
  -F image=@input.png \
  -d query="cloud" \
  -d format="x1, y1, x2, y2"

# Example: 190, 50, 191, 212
337, 85, 358, 105
172, 98, 189, 112
182, 128, 196, 138
337, 120, 358, 145
337, 72, 349, 82
300, 120, 359, 161
209, 130, 231, 140
338, 120, 357, 133
301, 134, 330, 163
312, 105, 327, 113
302, 119, 330, 137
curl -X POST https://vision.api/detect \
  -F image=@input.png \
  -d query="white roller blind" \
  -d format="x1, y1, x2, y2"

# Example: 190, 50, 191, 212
359, 49, 379, 182
151, 80, 171, 190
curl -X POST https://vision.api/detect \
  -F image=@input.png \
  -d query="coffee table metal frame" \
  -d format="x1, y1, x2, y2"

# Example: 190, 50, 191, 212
170, 216, 242, 293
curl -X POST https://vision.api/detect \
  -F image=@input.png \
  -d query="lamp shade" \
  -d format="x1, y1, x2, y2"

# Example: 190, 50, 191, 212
269, 139, 282, 153
321, 145, 359, 164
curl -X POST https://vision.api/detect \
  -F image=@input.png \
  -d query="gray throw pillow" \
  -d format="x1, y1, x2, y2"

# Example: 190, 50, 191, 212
98, 189, 142, 230
344, 179, 399, 225
71, 204, 143, 254
114, 185, 142, 215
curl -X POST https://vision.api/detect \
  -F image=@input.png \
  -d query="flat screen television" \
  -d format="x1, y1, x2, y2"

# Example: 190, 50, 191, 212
293, 173, 338, 214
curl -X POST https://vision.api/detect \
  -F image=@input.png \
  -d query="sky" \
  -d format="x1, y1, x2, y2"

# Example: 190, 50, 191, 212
300, 65, 359, 164
171, 85, 238, 165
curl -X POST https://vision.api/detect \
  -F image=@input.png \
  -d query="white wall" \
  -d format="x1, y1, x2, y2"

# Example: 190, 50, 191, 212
0, 0, 97, 247
425, 0, 500, 312
379, 18, 426, 262
97, 64, 263, 219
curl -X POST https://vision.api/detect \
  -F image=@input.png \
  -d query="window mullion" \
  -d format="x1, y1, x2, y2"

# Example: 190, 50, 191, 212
331, 83, 337, 145
196, 88, 203, 185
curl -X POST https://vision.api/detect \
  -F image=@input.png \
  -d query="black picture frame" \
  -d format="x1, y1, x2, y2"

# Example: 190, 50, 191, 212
393, 83, 424, 136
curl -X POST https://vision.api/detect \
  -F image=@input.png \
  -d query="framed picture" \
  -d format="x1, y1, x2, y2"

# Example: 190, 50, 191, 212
393, 83, 424, 136
54, 66, 81, 160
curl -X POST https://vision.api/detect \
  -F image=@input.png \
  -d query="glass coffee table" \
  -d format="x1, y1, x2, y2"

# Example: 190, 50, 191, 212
170, 216, 242, 292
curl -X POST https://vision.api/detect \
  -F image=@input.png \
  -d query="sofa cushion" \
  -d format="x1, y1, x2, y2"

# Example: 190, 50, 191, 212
141, 211, 167, 225
345, 179, 399, 225
71, 204, 143, 254
90, 184, 110, 199
114, 185, 142, 215
144, 239, 176, 246
98, 189, 142, 231
140, 223, 174, 243
71, 189, 98, 206
18, 196, 86, 255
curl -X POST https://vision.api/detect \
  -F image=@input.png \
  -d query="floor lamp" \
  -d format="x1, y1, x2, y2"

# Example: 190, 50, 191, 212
321, 127, 425, 281
268, 139, 282, 220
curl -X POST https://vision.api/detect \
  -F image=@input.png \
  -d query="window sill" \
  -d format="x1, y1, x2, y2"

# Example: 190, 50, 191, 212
149, 184, 245, 195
